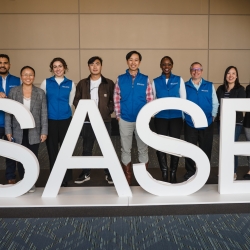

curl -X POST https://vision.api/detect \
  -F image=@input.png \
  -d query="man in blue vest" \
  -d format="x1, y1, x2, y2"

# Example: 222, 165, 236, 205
0, 54, 20, 184
184, 62, 219, 180
114, 51, 153, 185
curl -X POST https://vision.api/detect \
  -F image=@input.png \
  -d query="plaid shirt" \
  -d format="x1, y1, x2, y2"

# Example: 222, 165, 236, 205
113, 73, 153, 118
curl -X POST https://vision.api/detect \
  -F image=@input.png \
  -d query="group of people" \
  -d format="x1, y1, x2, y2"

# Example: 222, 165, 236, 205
0, 51, 249, 194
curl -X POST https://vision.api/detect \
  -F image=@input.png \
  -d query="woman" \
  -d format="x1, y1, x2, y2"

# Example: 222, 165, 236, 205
40, 57, 76, 187
5, 66, 48, 192
152, 56, 186, 183
243, 84, 250, 179
216, 66, 245, 181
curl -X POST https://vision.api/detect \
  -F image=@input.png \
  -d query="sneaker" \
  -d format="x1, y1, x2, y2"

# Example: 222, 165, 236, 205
234, 173, 237, 181
28, 185, 36, 193
74, 174, 90, 184
105, 175, 113, 184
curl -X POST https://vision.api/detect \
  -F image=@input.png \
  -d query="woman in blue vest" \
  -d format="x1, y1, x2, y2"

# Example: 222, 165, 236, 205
41, 57, 76, 187
216, 66, 245, 181
152, 56, 186, 183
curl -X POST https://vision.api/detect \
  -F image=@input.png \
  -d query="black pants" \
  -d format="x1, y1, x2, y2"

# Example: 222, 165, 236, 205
81, 122, 111, 176
154, 118, 183, 169
184, 121, 214, 174
0, 127, 17, 180
46, 117, 72, 182
17, 129, 39, 180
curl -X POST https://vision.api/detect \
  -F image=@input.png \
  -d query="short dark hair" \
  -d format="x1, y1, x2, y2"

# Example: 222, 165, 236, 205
20, 66, 36, 76
160, 56, 174, 65
223, 66, 240, 90
49, 57, 68, 73
0, 54, 10, 62
126, 51, 142, 61
190, 62, 203, 70
88, 56, 103, 65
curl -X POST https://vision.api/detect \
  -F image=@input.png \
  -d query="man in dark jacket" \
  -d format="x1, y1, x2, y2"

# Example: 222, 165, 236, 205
184, 62, 219, 180
0, 54, 20, 184
73, 56, 115, 184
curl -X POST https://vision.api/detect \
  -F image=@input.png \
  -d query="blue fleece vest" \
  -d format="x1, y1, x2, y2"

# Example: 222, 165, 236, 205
46, 76, 72, 120
184, 78, 213, 128
0, 74, 20, 127
154, 73, 182, 119
118, 69, 148, 122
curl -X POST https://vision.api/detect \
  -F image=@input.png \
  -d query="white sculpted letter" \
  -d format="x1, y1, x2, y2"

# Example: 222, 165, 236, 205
219, 99, 250, 194
134, 98, 210, 196
0, 99, 38, 197
42, 100, 132, 197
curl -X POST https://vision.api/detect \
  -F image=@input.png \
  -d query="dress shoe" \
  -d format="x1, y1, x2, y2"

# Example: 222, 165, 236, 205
243, 173, 250, 180
8, 179, 16, 184
184, 172, 194, 180
61, 181, 68, 187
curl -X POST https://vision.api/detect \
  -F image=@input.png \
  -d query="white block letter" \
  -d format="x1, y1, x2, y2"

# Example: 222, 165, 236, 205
134, 98, 210, 196
219, 99, 250, 194
0, 99, 38, 197
42, 100, 132, 197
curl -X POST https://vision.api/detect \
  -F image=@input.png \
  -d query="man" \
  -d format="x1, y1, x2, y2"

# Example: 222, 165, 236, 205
184, 62, 219, 180
0, 54, 20, 184
73, 56, 115, 184
114, 51, 153, 185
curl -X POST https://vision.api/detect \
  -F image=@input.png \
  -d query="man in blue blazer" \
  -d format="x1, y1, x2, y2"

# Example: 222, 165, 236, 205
0, 54, 20, 184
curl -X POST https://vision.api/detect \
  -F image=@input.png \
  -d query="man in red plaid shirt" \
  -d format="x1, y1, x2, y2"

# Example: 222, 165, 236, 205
113, 51, 153, 185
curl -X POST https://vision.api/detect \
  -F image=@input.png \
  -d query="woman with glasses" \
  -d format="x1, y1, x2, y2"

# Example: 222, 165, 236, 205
5, 66, 48, 193
152, 56, 186, 183
216, 66, 245, 181
40, 57, 76, 187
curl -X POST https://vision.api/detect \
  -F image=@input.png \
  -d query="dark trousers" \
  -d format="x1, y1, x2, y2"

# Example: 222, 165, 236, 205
0, 127, 17, 180
218, 122, 242, 173
46, 117, 72, 182
81, 122, 111, 176
17, 129, 39, 180
154, 117, 183, 169
184, 122, 214, 174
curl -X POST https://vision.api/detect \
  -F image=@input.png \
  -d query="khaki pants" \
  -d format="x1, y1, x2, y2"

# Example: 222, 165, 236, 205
119, 118, 148, 165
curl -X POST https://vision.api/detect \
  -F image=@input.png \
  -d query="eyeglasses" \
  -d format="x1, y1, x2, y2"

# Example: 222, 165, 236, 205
191, 68, 203, 72
21, 74, 35, 77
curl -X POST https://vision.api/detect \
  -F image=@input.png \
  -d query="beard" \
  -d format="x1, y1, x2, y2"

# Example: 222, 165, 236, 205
0, 68, 8, 75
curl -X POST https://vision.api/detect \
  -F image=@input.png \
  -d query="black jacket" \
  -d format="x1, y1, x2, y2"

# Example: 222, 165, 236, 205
216, 84, 245, 124
244, 85, 250, 128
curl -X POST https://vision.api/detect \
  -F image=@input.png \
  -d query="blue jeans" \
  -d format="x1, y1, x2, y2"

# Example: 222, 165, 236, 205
0, 127, 17, 180
218, 123, 242, 173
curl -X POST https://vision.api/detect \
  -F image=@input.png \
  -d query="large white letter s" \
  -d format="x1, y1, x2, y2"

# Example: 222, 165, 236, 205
0, 99, 38, 197
134, 98, 210, 196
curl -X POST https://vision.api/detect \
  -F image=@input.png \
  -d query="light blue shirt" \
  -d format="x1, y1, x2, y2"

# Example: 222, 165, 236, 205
191, 79, 219, 117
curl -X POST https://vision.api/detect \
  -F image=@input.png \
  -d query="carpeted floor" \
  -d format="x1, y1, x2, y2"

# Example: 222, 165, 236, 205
0, 215, 250, 250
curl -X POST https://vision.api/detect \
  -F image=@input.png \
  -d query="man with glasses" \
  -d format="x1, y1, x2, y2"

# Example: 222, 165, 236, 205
184, 62, 219, 180
73, 56, 115, 184
0, 54, 20, 184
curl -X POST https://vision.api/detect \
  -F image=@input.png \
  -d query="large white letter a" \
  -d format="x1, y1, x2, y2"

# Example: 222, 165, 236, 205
42, 100, 132, 197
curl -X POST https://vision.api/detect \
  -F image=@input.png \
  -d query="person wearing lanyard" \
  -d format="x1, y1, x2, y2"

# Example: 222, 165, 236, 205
73, 56, 115, 184
40, 57, 76, 187
5, 66, 48, 193
152, 56, 186, 183
184, 62, 219, 180
0, 54, 20, 184
216, 66, 245, 181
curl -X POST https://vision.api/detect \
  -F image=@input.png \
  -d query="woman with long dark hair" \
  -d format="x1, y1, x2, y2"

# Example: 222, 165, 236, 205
216, 66, 245, 180
5, 66, 48, 192
40, 57, 76, 187
152, 56, 186, 183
